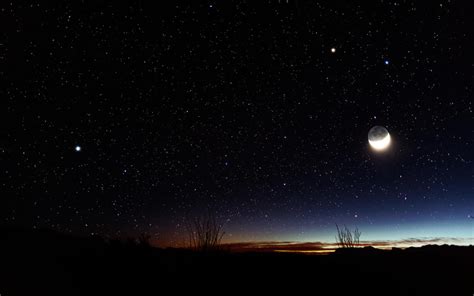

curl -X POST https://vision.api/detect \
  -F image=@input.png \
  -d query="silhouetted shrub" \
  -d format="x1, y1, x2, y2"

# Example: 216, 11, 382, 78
137, 233, 152, 248
335, 224, 361, 248
185, 211, 225, 252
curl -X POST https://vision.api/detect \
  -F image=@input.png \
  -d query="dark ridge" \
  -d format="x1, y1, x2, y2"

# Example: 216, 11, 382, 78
0, 228, 472, 295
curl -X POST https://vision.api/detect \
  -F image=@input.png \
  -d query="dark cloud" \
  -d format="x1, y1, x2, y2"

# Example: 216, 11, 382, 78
223, 237, 473, 252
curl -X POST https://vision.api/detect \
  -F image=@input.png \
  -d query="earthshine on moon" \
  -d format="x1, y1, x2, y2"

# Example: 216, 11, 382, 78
368, 126, 391, 151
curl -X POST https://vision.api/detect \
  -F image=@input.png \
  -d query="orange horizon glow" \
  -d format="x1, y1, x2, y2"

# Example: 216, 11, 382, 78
215, 237, 474, 254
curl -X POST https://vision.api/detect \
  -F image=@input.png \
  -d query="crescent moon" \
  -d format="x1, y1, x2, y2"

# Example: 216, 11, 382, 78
369, 133, 391, 150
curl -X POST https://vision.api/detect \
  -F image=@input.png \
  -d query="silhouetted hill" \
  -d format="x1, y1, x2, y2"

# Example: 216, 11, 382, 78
0, 228, 472, 296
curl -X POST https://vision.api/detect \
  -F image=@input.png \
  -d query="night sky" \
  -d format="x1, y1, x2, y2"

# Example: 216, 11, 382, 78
3, 1, 473, 247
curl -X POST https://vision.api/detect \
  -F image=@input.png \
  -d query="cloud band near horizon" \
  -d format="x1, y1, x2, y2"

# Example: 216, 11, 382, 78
221, 237, 474, 252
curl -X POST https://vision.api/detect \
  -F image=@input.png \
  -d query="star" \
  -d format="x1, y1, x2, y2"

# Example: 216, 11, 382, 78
5, 0, 472, 254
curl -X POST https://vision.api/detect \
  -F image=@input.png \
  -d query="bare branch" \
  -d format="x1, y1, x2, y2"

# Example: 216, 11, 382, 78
335, 224, 361, 248
186, 210, 225, 252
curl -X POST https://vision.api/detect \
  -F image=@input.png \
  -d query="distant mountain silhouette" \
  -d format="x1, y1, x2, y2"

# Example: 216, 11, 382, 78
0, 227, 473, 296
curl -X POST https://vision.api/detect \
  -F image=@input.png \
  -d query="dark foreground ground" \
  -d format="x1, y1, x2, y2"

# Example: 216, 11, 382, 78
1, 228, 473, 296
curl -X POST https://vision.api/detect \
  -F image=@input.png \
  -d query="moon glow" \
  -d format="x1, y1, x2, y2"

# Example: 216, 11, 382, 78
368, 126, 391, 151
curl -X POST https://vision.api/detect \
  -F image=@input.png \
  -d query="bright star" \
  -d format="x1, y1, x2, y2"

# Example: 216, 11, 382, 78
331, 47, 336, 53
384, 60, 389, 65
75, 146, 81, 152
